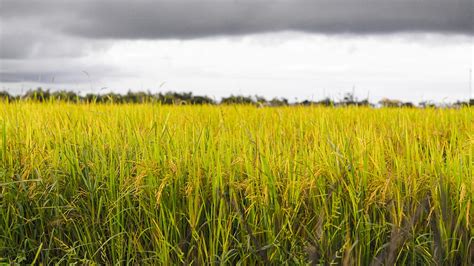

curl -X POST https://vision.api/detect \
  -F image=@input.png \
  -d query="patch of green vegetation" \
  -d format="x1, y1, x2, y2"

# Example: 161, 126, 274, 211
0, 103, 472, 264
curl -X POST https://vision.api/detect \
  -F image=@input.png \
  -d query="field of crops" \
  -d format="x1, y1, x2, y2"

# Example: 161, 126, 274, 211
0, 103, 472, 264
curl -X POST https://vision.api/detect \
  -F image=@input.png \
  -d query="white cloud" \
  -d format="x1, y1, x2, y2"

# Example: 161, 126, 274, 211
3, 32, 469, 102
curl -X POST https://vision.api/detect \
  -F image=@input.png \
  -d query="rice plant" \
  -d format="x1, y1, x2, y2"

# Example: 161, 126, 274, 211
0, 102, 472, 264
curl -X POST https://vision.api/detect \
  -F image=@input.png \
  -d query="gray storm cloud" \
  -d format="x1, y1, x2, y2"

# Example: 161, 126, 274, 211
69, 0, 473, 39
1, 0, 471, 58
1, 0, 473, 40
0, 0, 472, 83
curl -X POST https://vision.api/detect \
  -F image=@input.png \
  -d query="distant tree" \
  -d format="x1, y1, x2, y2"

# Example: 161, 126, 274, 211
6, 87, 471, 108
125, 91, 152, 103
451, 100, 471, 108
401, 102, 414, 108
23, 88, 51, 102
357, 99, 370, 106
221, 95, 255, 105
0, 91, 14, 101
299, 100, 313, 106
419, 101, 436, 108
343, 92, 356, 105
190, 95, 214, 105
379, 98, 402, 108
254, 95, 267, 103
51, 90, 80, 102
315, 97, 334, 107
340, 92, 369, 106
268, 97, 288, 107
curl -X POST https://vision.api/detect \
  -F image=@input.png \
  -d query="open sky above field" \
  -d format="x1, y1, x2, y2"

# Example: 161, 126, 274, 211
0, 0, 473, 102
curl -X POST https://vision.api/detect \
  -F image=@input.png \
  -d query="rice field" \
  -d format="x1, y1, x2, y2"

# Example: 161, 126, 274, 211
0, 102, 473, 264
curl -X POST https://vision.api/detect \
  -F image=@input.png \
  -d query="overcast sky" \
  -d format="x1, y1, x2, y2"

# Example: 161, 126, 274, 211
1, 0, 473, 102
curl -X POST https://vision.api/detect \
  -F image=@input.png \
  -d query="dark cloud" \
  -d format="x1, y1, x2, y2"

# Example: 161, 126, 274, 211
0, 37, 34, 59
0, 27, 105, 59
0, 70, 117, 84
0, 0, 471, 91
68, 0, 473, 39
0, 59, 121, 83
2, 0, 473, 41
0, 71, 74, 83
0, 0, 471, 58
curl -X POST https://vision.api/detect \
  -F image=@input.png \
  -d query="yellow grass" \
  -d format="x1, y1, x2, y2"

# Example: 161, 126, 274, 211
1, 102, 473, 264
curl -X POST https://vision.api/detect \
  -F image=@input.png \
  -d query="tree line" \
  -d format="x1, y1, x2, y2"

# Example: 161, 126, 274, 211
0, 88, 472, 107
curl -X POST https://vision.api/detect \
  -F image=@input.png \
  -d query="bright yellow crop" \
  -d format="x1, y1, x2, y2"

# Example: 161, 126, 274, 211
1, 103, 473, 264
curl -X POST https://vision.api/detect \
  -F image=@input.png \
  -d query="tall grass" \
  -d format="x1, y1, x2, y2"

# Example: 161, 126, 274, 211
0, 102, 473, 264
